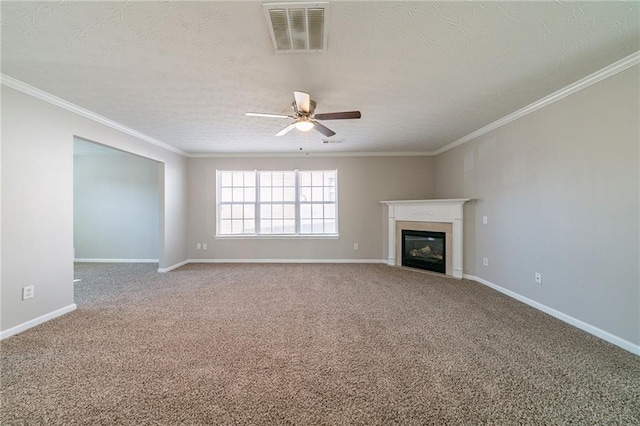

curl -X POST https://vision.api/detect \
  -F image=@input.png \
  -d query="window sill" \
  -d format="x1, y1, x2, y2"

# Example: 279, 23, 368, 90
215, 234, 339, 240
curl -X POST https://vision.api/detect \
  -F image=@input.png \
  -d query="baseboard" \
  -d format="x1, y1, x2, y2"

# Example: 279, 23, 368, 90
158, 259, 190, 273
159, 258, 386, 272
465, 275, 640, 356
75, 258, 159, 263
0, 304, 77, 340
187, 258, 387, 264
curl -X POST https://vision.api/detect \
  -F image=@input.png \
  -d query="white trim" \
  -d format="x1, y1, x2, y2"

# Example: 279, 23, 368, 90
0, 74, 187, 157
434, 50, 640, 156
465, 274, 640, 356
381, 199, 470, 279
215, 234, 339, 240
157, 259, 190, 273
0, 304, 77, 340
160, 258, 384, 271
0, 72, 433, 159
74, 258, 159, 263
4, 51, 637, 159
380, 198, 470, 205
188, 151, 435, 158
187, 258, 386, 264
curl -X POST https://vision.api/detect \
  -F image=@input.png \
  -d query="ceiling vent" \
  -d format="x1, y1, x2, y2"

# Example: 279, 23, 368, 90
263, 2, 329, 53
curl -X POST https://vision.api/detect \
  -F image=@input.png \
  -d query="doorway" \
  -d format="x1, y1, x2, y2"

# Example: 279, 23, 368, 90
73, 137, 161, 263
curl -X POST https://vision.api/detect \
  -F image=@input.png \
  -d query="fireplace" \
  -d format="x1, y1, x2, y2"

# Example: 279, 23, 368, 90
402, 230, 446, 273
381, 199, 470, 278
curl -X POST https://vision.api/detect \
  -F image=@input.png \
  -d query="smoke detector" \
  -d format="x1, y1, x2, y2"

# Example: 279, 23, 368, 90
263, 2, 329, 53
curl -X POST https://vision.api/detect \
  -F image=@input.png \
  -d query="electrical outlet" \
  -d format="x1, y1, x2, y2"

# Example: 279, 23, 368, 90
202, 243, 207, 250
482, 216, 488, 225
23, 285, 34, 300
353, 243, 359, 250
196, 243, 201, 250
535, 272, 542, 284
483, 257, 489, 267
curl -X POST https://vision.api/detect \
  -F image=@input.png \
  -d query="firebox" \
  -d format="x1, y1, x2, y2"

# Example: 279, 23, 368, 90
401, 230, 446, 274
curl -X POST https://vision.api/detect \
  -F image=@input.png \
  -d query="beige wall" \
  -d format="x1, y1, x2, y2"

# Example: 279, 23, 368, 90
434, 65, 640, 345
3, 63, 638, 352
187, 156, 435, 261
1, 87, 188, 333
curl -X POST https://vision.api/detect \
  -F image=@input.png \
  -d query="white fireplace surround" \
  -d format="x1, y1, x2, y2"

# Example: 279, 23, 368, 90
381, 199, 470, 278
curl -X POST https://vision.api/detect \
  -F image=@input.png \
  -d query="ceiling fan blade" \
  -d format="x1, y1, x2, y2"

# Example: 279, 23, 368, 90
293, 91, 311, 114
275, 123, 297, 136
314, 111, 361, 120
313, 121, 336, 137
246, 112, 292, 119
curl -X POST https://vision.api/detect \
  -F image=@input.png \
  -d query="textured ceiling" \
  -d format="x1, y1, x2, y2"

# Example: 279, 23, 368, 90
2, 1, 639, 155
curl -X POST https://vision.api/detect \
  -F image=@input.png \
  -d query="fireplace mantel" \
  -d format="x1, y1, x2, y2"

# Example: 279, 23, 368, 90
380, 199, 470, 278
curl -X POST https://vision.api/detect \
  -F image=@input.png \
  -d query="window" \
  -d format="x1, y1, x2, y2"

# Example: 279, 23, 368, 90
217, 170, 337, 236
218, 171, 256, 235
298, 170, 336, 234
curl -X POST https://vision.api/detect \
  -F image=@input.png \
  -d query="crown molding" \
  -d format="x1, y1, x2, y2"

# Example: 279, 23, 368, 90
1, 74, 187, 157
434, 50, 640, 156
186, 150, 435, 159
4, 49, 637, 159
0, 73, 433, 159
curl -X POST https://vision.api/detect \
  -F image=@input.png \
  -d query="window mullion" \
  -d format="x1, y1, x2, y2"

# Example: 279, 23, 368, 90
255, 170, 260, 235
295, 169, 300, 235
216, 170, 221, 235
333, 170, 338, 235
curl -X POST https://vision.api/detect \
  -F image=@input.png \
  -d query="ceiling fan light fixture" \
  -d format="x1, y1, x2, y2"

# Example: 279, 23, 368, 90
247, 90, 360, 137
295, 120, 315, 132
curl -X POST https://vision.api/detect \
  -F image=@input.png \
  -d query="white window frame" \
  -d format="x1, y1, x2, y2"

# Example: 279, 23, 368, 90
216, 169, 339, 238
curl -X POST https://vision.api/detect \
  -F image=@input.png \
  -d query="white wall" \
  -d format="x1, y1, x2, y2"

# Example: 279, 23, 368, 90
434, 65, 640, 347
1, 86, 188, 334
187, 156, 435, 261
74, 140, 160, 261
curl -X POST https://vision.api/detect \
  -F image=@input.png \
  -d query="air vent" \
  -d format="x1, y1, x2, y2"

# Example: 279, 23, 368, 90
263, 2, 329, 53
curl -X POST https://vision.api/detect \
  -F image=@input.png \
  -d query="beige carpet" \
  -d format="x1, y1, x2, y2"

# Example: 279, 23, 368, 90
1, 263, 638, 424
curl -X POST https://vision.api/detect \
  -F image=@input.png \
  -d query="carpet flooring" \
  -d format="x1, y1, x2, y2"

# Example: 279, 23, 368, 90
1, 263, 639, 424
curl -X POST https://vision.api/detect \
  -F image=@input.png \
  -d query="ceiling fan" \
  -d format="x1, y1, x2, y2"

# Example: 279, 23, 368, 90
246, 91, 361, 137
